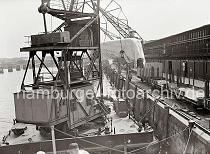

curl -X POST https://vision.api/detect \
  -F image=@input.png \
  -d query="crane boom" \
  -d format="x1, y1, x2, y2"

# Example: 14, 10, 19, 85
98, 0, 143, 41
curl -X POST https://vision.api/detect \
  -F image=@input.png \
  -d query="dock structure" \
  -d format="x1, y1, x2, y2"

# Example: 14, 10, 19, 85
140, 25, 210, 110
101, 24, 210, 153
104, 63, 210, 154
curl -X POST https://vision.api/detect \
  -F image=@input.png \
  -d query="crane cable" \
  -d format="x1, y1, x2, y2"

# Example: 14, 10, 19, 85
54, 127, 127, 153
182, 128, 193, 154
129, 126, 189, 153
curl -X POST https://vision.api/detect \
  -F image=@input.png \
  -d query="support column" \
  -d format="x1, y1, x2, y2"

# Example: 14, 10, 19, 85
205, 79, 209, 99
21, 55, 31, 89
176, 69, 179, 86
204, 61, 209, 99
51, 126, 57, 154
97, 0, 103, 102
164, 106, 170, 139
31, 53, 36, 85
161, 106, 170, 153
124, 141, 127, 154
172, 70, 175, 83
180, 60, 182, 84
193, 61, 195, 86
188, 61, 190, 86
166, 60, 169, 84
35, 52, 46, 85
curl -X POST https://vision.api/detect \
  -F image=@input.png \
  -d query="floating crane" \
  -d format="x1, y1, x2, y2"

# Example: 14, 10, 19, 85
14, 0, 108, 135
0, 1, 156, 154
13, 1, 144, 134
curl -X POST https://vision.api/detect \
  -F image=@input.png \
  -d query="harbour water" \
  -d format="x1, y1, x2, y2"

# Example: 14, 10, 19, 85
0, 68, 108, 137
0, 69, 32, 137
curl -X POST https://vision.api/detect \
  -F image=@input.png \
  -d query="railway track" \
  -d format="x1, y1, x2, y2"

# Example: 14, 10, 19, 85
123, 72, 210, 131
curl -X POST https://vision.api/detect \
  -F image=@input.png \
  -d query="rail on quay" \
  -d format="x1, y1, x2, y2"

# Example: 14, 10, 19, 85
129, 76, 210, 135
105, 67, 210, 153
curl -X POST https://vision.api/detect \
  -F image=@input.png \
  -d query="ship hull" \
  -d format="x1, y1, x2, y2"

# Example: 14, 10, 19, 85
0, 131, 153, 154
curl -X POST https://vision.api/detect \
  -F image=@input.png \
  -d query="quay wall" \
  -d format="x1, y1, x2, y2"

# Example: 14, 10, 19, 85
106, 68, 210, 154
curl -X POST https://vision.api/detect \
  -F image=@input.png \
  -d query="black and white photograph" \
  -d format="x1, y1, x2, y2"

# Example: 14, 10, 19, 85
0, 0, 210, 153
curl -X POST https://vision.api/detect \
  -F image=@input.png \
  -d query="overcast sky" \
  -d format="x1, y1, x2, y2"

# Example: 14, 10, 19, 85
0, 0, 210, 58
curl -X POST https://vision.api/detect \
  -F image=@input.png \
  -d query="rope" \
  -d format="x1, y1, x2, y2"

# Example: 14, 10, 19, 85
182, 129, 193, 154
138, 107, 153, 123
54, 128, 127, 153
129, 126, 189, 153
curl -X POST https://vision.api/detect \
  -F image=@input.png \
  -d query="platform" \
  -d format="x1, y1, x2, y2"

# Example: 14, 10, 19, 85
20, 46, 99, 52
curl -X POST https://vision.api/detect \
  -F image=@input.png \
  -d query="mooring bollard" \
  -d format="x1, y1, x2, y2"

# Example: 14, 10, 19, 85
164, 106, 170, 118
188, 120, 195, 131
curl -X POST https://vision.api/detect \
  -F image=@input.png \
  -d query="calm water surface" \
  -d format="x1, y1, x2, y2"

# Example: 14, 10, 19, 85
0, 69, 32, 136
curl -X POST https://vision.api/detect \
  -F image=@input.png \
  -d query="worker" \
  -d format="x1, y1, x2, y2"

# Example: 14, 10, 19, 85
67, 143, 89, 154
